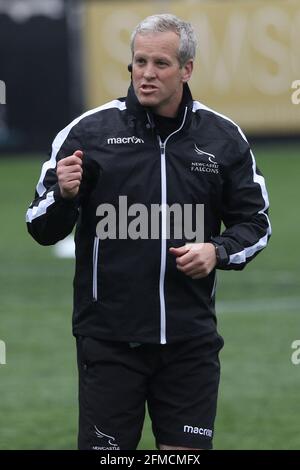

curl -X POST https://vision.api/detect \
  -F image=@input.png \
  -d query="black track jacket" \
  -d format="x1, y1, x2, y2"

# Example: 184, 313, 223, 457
26, 84, 271, 344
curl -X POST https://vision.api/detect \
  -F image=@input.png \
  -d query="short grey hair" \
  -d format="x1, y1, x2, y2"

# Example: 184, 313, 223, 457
130, 14, 197, 67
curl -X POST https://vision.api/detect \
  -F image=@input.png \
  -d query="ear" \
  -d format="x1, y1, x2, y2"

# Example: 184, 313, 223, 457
181, 60, 193, 83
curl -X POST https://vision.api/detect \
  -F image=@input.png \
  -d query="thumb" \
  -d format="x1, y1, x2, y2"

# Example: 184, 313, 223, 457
74, 150, 83, 159
169, 245, 190, 256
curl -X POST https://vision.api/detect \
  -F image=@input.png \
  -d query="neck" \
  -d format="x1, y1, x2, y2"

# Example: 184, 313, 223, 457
153, 106, 179, 118
152, 88, 183, 118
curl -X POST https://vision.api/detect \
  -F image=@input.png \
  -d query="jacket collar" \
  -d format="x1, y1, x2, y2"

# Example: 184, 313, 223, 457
125, 82, 194, 130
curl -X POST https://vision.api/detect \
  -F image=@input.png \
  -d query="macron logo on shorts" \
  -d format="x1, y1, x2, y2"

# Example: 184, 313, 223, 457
183, 425, 213, 437
107, 136, 144, 145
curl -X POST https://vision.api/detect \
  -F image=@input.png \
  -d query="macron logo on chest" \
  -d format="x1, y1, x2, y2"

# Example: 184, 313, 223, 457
107, 136, 144, 145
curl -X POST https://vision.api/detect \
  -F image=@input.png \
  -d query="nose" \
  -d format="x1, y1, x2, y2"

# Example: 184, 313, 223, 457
143, 64, 156, 80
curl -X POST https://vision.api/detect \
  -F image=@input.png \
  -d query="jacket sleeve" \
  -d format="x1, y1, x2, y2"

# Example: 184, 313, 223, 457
26, 120, 84, 246
211, 139, 271, 270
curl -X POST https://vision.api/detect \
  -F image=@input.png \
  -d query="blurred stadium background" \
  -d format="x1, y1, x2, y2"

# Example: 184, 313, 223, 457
0, 0, 299, 450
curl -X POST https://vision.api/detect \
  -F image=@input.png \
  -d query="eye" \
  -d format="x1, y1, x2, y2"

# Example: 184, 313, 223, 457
135, 57, 146, 65
156, 60, 168, 67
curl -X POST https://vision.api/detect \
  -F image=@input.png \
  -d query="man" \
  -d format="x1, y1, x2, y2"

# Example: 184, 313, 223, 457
26, 14, 271, 450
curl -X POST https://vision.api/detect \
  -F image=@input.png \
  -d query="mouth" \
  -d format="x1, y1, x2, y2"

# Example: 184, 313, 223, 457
140, 84, 158, 94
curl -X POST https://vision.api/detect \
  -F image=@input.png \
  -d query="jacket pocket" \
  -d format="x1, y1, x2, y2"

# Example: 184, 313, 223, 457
92, 236, 100, 301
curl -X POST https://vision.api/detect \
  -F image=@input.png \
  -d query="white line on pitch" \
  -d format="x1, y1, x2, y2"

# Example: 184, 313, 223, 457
217, 297, 300, 314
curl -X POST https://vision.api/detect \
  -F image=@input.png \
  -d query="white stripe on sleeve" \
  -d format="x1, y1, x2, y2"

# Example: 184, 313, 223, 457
229, 232, 269, 265
193, 101, 271, 265
26, 191, 55, 223
36, 100, 127, 197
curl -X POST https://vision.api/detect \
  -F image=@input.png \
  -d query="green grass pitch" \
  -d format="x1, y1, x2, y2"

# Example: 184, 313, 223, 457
0, 143, 299, 449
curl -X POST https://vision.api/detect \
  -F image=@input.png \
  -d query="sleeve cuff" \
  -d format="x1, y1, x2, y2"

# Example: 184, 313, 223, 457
53, 183, 80, 207
210, 239, 229, 267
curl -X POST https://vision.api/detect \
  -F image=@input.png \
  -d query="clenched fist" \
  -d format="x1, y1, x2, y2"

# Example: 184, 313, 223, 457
57, 150, 83, 199
169, 243, 217, 279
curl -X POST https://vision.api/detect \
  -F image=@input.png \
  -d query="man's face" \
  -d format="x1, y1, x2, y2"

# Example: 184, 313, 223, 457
132, 31, 193, 118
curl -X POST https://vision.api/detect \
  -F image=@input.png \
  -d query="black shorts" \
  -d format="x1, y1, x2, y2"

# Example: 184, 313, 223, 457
76, 333, 224, 450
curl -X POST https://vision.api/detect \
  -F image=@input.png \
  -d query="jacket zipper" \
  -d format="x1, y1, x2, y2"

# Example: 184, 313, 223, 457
157, 107, 188, 344
211, 272, 217, 299
92, 236, 100, 301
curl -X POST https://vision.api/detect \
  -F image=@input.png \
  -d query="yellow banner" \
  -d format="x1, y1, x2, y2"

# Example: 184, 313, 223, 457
83, 0, 300, 134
